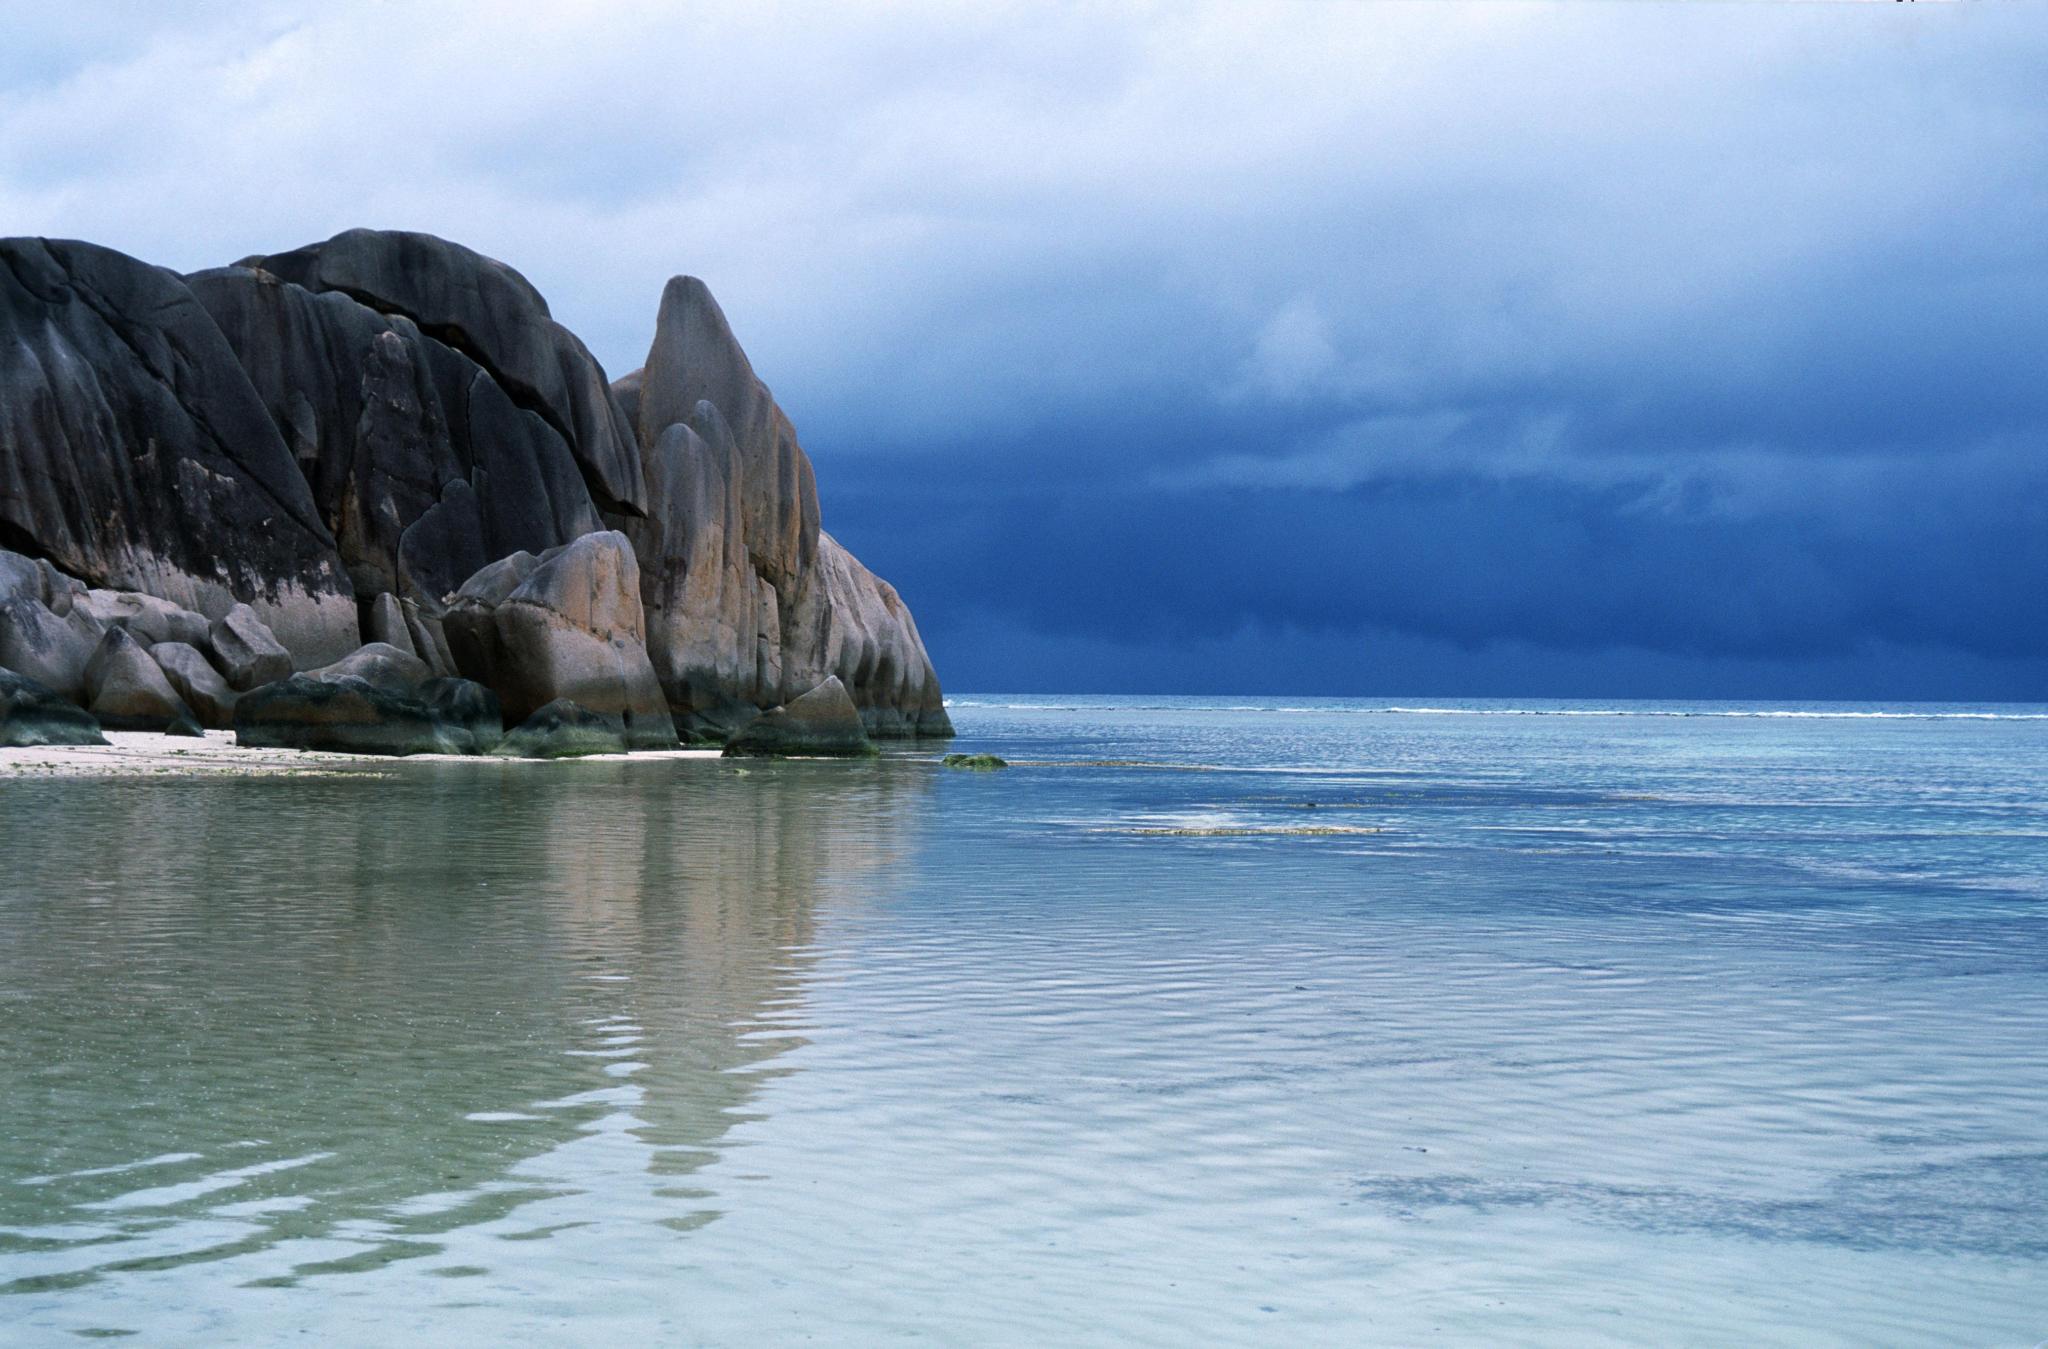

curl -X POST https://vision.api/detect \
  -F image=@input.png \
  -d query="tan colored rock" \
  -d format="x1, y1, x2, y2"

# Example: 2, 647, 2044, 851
444, 532, 676, 750
616, 279, 950, 739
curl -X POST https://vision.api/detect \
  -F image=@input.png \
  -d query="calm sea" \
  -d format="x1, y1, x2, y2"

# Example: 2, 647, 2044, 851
3, 696, 2046, 1345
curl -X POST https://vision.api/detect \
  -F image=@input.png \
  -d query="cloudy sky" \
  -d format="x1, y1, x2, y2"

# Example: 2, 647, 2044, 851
6, 1, 2043, 699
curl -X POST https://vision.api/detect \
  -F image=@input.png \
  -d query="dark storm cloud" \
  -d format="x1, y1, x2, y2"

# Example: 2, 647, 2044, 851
4, 1, 2043, 696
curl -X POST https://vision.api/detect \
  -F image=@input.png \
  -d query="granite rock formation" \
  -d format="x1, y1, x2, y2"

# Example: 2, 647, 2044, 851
0, 229, 948, 755
616, 279, 950, 740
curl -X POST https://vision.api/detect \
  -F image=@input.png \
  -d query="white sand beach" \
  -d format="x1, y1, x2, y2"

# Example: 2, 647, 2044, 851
0, 730, 724, 779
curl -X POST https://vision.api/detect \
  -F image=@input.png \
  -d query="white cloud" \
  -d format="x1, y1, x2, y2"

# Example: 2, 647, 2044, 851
2, 0, 2042, 462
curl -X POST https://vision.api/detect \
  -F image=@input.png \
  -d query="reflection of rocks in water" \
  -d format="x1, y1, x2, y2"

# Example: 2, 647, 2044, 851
0, 761, 929, 1292
518, 760, 931, 1171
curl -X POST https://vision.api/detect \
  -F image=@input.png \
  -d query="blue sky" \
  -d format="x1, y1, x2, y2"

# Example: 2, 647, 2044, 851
5, 1, 2043, 699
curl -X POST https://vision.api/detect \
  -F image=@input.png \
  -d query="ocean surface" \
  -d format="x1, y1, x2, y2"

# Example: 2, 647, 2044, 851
3, 695, 2047, 1346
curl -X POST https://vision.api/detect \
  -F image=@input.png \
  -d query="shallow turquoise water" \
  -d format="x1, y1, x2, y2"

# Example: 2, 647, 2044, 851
3, 696, 2047, 1345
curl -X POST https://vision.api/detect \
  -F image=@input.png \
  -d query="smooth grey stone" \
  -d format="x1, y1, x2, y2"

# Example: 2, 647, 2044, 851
364, 593, 417, 659
723, 676, 876, 758
616, 278, 950, 739
209, 604, 294, 692
149, 641, 239, 729
84, 627, 195, 731
77, 589, 212, 648
307, 642, 432, 696
0, 667, 106, 747
444, 533, 676, 750
0, 594, 107, 702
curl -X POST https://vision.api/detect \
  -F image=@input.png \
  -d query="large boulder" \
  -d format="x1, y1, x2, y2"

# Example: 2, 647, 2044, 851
76, 590, 212, 648
209, 604, 295, 692
307, 642, 433, 696
233, 674, 469, 756
0, 238, 357, 665
0, 668, 106, 748
0, 594, 107, 703
492, 699, 628, 759
239, 229, 647, 518
444, 532, 677, 750
616, 278, 950, 739
723, 676, 877, 758
83, 628, 194, 731
149, 642, 239, 729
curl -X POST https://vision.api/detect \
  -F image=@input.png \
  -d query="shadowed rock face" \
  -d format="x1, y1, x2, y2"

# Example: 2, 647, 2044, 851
244, 229, 647, 519
189, 265, 603, 609
0, 239, 358, 666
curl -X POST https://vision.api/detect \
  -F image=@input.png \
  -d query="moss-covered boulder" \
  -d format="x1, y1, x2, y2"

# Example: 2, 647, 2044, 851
492, 699, 628, 759
234, 674, 470, 756
0, 668, 107, 747
722, 676, 876, 758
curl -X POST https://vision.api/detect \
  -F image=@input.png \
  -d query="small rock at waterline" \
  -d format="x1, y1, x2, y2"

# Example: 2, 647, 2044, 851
942, 753, 1008, 770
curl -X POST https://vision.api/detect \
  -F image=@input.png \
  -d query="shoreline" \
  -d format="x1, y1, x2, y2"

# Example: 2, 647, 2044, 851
0, 730, 725, 779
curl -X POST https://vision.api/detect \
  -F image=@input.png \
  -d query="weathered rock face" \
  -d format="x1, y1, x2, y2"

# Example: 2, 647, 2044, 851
443, 532, 677, 750
723, 676, 877, 758
0, 668, 106, 747
616, 280, 951, 738
0, 593, 105, 702
0, 238, 358, 665
242, 229, 647, 518
77, 590, 212, 649
188, 264, 603, 608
